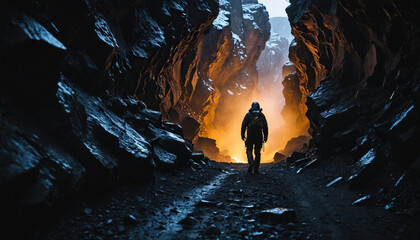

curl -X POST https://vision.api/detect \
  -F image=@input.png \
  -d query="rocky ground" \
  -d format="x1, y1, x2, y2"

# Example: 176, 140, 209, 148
12, 156, 416, 240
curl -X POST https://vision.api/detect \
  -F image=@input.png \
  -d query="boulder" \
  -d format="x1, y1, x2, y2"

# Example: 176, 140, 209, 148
180, 116, 201, 141
281, 135, 311, 156
0, 11, 66, 106
149, 125, 192, 164
273, 152, 286, 162
162, 121, 184, 137
194, 137, 220, 161
153, 147, 177, 172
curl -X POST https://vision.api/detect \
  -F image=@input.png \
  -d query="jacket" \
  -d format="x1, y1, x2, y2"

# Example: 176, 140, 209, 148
241, 107, 268, 142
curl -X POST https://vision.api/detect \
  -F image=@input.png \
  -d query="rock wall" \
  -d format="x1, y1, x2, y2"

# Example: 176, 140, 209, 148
285, 0, 420, 187
0, 0, 217, 229
270, 17, 293, 43
169, 0, 270, 161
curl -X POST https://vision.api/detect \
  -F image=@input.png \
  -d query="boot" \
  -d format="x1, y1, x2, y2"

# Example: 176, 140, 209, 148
247, 164, 253, 174
254, 164, 260, 174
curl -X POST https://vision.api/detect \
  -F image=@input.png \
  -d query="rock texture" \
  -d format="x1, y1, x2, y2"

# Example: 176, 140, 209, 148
270, 17, 293, 43
0, 0, 217, 230
257, 32, 289, 93
168, 0, 270, 161
285, 0, 420, 187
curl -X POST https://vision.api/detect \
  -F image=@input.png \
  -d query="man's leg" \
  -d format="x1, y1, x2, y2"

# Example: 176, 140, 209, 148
245, 141, 254, 173
253, 142, 262, 174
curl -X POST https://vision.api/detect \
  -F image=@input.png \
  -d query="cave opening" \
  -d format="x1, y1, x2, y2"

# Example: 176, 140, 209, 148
175, 0, 310, 163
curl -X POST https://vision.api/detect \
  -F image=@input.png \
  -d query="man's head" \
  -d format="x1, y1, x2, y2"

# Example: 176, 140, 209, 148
251, 102, 260, 109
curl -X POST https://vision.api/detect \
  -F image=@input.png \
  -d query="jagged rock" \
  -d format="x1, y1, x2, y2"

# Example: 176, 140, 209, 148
58, 80, 155, 183
282, 62, 297, 79
347, 149, 383, 188
273, 152, 286, 162
0, 11, 66, 105
281, 135, 311, 157
194, 137, 220, 161
149, 125, 191, 164
257, 208, 296, 223
153, 147, 177, 172
191, 152, 205, 163
180, 116, 200, 141
161, 121, 184, 137
285, 0, 420, 190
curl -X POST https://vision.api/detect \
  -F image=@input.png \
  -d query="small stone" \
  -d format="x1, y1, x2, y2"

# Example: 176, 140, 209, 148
206, 225, 221, 235
258, 208, 296, 223
243, 204, 255, 209
326, 177, 343, 187
351, 195, 372, 206
123, 214, 139, 225
84, 208, 93, 215
239, 228, 249, 236
385, 202, 395, 211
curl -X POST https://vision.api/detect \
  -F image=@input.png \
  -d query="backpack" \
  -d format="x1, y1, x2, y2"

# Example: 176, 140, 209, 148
248, 111, 264, 130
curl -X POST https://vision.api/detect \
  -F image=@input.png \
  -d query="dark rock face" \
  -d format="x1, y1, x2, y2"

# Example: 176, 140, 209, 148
0, 0, 217, 230
286, 0, 420, 186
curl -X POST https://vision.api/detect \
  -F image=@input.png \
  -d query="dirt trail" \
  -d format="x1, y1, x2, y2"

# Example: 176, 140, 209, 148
131, 163, 407, 240
35, 161, 415, 240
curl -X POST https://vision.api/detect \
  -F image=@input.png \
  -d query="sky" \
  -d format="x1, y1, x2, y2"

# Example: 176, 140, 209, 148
258, 0, 290, 18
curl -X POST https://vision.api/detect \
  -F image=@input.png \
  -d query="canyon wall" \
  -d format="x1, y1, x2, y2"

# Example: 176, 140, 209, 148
256, 17, 294, 159
169, 0, 271, 162
0, 0, 218, 229
285, 0, 420, 198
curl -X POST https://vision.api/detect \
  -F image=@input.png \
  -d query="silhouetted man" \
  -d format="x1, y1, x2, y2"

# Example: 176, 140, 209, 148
241, 102, 268, 174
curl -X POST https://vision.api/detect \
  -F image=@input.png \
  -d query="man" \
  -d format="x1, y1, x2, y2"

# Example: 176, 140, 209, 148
241, 102, 268, 174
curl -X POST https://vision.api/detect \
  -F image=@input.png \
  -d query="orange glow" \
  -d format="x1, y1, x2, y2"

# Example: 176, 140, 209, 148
201, 77, 305, 163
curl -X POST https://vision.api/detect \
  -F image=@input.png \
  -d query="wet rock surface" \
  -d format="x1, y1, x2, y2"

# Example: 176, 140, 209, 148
23, 160, 419, 240
282, 0, 420, 223
0, 0, 219, 233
